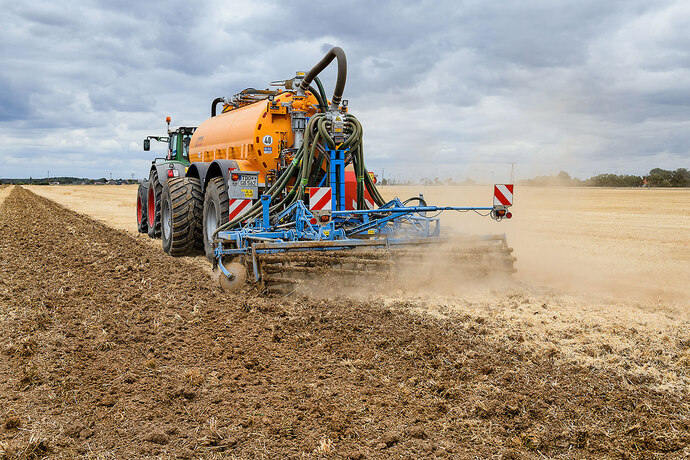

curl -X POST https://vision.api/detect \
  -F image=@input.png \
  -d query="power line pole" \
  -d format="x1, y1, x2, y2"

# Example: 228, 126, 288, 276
510, 163, 516, 183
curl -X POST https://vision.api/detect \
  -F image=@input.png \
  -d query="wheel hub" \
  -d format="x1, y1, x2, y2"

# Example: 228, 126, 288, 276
206, 201, 217, 241
162, 199, 172, 240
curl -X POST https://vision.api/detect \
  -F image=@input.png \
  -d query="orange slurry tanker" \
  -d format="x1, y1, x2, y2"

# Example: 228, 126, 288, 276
191, 89, 319, 184
137, 47, 515, 292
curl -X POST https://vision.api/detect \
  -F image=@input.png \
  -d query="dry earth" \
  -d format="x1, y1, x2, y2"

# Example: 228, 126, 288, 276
0, 185, 11, 205
2, 185, 688, 458
26, 185, 141, 235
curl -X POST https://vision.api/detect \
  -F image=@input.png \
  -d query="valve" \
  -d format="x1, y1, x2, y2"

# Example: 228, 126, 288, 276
330, 114, 345, 144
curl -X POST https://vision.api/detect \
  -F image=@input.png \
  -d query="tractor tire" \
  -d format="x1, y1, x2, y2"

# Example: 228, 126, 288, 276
203, 176, 229, 261
188, 177, 204, 251
161, 177, 197, 256
147, 170, 163, 238
136, 181, 149, 233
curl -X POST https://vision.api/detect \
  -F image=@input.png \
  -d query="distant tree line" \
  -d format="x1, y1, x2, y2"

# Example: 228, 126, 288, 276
645, 168, 690, 187
0, 177, 138, 185
3, 169, 688, 188
520, 168, 690, 187
583, 174, 644, 187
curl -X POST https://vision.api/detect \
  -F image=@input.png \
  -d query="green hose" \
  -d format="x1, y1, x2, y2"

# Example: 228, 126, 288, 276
314, 77, 329, 109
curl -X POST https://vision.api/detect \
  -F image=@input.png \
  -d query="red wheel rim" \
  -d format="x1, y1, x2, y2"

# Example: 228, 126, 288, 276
148, 186, 155, 224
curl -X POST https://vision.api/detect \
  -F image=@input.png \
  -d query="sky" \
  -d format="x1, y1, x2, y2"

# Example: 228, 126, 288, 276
1, 0, 689, 182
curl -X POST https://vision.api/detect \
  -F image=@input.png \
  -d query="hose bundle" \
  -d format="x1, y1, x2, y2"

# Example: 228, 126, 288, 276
212, 112, 385, 238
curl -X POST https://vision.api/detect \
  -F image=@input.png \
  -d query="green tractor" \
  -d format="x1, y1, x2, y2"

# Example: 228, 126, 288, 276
137, 117, 196, 240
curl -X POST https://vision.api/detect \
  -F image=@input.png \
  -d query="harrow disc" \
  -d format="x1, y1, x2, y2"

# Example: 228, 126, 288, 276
219, 262, 247, 292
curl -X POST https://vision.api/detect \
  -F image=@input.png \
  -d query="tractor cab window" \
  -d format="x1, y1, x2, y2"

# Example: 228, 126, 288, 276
181, 134, 192, 162
168, 133, 178, 160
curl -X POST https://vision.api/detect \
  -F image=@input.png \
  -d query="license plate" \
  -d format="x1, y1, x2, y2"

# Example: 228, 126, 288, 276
237, 175, 257, 188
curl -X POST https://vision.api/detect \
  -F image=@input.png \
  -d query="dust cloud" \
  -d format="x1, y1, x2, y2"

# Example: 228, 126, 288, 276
378, 185, 690, 309
287, 235, 517, 301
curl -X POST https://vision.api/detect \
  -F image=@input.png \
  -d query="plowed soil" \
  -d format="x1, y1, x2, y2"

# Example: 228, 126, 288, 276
1, 186, 689, 458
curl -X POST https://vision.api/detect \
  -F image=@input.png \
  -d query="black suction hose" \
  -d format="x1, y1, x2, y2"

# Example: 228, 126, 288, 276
211, 97, 225, 117
299, 47, 347, 109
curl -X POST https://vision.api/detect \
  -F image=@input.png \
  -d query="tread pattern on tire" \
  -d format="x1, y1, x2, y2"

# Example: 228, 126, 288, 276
203, 177, 229, 261
188, 177, 204, 250
162, 177, 197, 256
137, 182, 148, 233
147, 170, 163, 238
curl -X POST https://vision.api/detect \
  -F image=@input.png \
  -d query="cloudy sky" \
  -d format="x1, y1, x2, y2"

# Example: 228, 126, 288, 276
2, 0, 689, 181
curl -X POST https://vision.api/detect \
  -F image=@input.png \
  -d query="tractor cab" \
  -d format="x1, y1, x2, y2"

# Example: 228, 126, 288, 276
167, 127, 196, 163
143, 117, 196, 165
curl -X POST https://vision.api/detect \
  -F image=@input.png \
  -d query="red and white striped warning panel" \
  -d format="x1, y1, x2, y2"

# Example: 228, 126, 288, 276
309, 187, 332, 211
228, 199, 252, 221
493, 184, 514, 206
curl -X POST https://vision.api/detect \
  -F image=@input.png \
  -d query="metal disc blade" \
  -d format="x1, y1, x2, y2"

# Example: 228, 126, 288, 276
219, 262, 247, 292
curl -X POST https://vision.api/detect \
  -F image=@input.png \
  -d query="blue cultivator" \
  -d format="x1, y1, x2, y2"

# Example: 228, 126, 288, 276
213, 175, 515, 293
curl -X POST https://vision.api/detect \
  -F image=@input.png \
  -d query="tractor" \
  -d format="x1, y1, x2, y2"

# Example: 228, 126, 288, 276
136, 118, 196, 250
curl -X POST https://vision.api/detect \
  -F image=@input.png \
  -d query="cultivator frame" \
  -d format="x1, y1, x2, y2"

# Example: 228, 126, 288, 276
214, 139, 514, 291
214, 181, 514, 292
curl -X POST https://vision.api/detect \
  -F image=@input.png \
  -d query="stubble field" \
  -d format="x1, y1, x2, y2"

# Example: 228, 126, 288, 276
1, 184, 688, 458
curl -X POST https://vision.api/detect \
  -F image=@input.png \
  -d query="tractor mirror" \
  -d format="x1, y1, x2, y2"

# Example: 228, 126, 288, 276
143, 139, 150, 151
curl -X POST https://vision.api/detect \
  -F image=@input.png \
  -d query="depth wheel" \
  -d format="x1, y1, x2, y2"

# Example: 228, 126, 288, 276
147, 170, 163, 238
136, 182, 149, 233
219, 262, 247, 292
202, 177, 229, 262
161, 177, 197, 256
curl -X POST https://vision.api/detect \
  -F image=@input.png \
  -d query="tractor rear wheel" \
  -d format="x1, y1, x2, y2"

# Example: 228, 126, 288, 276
161, 177, 197, 256
136, 182, 148, 233
147, 170, 163, 238
202, 177, 229, 261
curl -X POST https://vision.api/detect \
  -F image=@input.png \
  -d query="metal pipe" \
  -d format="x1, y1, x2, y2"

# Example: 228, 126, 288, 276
331, 206, 494, 215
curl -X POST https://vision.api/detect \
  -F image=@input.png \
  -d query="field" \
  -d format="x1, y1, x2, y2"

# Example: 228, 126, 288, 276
1, 184, 689, 458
